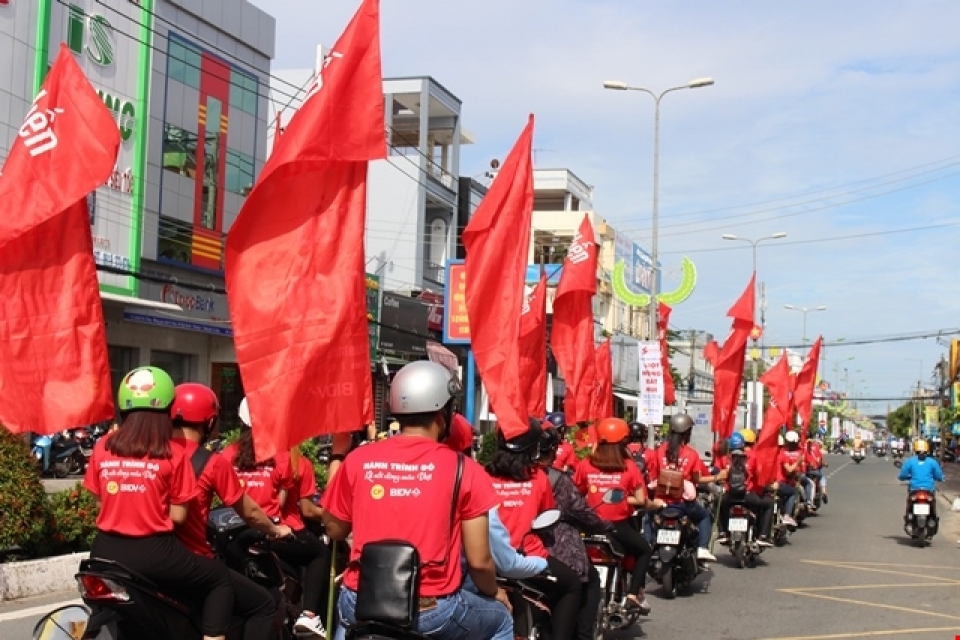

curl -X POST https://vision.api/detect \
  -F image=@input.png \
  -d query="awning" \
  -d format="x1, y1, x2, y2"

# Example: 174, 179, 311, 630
614, 391, 639, 406
101, 291, 183, 312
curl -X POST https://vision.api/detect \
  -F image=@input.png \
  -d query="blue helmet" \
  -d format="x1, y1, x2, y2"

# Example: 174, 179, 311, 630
728, 432, 746, 451
545, 412, 566, 429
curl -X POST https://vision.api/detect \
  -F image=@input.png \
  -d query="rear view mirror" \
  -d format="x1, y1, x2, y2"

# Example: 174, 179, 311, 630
601, 488, 626, 504
532, 508, 562, 531
703, 451, 713, 459
32, 604, 90, 640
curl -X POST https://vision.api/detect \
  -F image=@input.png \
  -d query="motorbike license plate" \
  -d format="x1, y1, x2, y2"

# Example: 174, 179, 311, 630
913, 503, 930, 516
657, 529, 681, 545
594, 565, 609, 586
729, 518, 749, 533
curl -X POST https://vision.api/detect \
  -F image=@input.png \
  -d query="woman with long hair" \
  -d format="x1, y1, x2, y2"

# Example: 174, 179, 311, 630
574, 418, 663, 614
84, 367, 235, 640
486, 419, 582, 640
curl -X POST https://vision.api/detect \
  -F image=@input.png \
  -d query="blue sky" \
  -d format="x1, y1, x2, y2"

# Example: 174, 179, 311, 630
250, 0, 960, 416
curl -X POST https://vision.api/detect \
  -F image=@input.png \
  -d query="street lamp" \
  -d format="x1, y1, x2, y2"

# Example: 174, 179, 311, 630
783, 304, 827, 348
721, 232, 787, 429
604, 77, 715, 338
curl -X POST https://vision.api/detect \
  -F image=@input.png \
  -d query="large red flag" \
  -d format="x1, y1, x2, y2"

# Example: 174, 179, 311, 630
0, 45, 118, 434
793, 336, 823, 442
658, 302, 676, 405
755, 353, 793, 487
551, 215, 598, 424
592, 338, 613, 419
518, 270, 548, 419
225, 0, 385, 461
710, 274, 756, 439
463, 117, 535, 439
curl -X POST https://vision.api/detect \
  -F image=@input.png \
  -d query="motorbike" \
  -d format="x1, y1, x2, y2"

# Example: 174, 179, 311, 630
765, 488, 791, 546
904, 489, 939, 547
724, 500, 765, 569
583, 531, 642, 637
497, 576, 553, 640
892, 448, 904, 468
72, 507, 298, 639
647, 506, 704, 599
32, 433, 84, 478
805, 471, 824, 511
851, 449, 865, 464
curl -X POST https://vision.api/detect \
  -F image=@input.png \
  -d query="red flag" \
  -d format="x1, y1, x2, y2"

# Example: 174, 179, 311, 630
518, 270, 548, 419
592, 338, 613, 419
225, 0, 385, 461
463, 116, 535, 439
710, 274, 756, 439
658, 302, 676, 405
755, 352, 793, 487
551, 215, 598, 424
793, 336, 823, 441
0, 46, 118, 434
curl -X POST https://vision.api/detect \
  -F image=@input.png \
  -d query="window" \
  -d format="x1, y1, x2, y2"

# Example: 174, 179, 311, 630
168, 39, 201, 89
158, 215, 192, 264
229, 70, 259, 115
225, 149, 255, 194
162, 123, 197, 178
428, 218, 447, 267
200, 97, 222, 229
150, 350, 194, 386
108, 346, 138, 403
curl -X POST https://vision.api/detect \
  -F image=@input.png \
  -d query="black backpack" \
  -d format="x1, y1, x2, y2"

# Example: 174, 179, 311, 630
727, 458, 748, 500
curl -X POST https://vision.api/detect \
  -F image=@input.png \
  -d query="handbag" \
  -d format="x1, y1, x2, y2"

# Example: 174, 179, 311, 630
354, 453, 464, 627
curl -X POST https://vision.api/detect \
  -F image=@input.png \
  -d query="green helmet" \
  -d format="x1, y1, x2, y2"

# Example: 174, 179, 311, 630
117, 366, 176, 412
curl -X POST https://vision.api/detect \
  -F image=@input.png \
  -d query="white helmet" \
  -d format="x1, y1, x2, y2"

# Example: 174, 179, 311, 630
389, 361, 461, 415
785, 430, 800, 444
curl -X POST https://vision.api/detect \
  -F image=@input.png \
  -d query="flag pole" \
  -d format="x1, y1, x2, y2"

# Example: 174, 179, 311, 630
466, 350, 476, 424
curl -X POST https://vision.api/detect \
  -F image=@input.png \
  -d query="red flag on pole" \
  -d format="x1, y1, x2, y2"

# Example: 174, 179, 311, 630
463, 116, 535, 439
658, 302, 676, 405
0, 45, 118, 434
551, 215, 598, 424
592, 338, 613, 419
793, 336, 823, 443
518, 269, 548, 420
225, 0, 385, 461
710, 274, 756, 439
755, 352, 793, 487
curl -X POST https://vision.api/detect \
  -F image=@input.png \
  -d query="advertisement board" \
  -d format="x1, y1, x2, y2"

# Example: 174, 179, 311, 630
614, 231, 656, 297
443, 261, 470, 344
611, 333, 640, 392
380, 292, 430, 357
366, 273, 380, 361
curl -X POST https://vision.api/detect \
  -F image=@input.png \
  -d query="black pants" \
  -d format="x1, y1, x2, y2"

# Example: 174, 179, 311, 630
720, 492, 774, 539
576, 564, 603, 640
526, 556, 581, 640
610, 520, 652, 596
91, 532, 234, 636
269, 528, 330, 615
228, 568, 279, 640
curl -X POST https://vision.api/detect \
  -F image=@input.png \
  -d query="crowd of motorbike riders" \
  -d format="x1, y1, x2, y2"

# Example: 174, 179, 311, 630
78, 359, 940, 640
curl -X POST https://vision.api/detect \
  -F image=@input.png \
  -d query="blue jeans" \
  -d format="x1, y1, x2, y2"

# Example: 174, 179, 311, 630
681, 501, 712, 549
799, 475, 816, 503
335, 587, 513, 640
778, 484, 797, 516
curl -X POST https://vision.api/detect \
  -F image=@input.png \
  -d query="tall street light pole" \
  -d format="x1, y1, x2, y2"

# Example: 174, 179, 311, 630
721, 232, 787, 429
604, 77, 715, 339
783, 304, 827, 352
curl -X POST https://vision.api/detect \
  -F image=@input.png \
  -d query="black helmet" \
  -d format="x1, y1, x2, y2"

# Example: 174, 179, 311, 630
498, 417, 544, 455
539, 425, 561, 456
669, 413, 694, 434
629, 421, 648, 443
545, 412, 566, 429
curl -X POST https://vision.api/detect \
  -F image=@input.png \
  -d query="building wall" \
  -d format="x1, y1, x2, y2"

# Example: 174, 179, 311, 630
0, 0, 41, 163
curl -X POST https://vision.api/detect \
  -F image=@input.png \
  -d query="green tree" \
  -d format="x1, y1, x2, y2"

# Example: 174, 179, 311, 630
886, 402, 914, 438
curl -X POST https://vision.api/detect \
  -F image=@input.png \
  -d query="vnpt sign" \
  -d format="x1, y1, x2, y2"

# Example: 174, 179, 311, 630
66, 4, 115, 67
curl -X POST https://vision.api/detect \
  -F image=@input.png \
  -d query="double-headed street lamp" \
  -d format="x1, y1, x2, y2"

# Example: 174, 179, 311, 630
604, 77, 715, 338
783, 304, 827, 349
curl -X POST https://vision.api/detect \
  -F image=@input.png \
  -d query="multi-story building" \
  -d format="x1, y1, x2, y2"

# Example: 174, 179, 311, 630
668, 331, 716, 414
1, 0, 275, 425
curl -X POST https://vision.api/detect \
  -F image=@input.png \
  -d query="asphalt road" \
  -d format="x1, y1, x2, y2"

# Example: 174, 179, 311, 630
4, 453, 960, 640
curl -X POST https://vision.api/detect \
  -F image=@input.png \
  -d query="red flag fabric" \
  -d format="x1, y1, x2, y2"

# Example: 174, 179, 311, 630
592, 338, 613, 419
755, 352, 793, 487
710, 274, 756, 439
793, 336, 823, 440
0, 45, 118, 434
225, 0, 385, 461
518, 270, 548, 419
658, 302, 676, 405
551, 215, 598, 424
463, 116, 535, 439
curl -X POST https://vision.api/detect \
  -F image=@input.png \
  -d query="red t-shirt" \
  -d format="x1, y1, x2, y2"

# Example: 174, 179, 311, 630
649, 443, 707, 484
223, 445, 293, 520
173, 439, 245, 557
574, 458, 644, 522
281, 455, 319, 531
487, 468, 556, 559
745, 450, 763, 494
83, 434, 195, 537
552, 441, 577, 471
804, 443, 824, 470
777, 449, 804, 485
322, 436, 498, 597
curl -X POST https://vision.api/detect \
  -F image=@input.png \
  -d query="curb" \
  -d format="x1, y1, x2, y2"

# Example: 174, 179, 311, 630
0, 552, 87, 602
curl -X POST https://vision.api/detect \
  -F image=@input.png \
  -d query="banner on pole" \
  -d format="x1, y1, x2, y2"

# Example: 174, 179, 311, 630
638, 341, 664, 425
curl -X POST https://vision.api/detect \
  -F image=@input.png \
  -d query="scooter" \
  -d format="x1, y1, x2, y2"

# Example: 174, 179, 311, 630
32, 433, 83, 478
904, 489, 939, 547
725, 501, 764, 569
583, 529, 642, 636
648, 506, 704, 599
851, 448, 865, 464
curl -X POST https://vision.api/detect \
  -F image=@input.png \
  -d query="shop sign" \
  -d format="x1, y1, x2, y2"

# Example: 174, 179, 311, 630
366, 273, 380, 360
379, 293, 429, 357
442, 261, 469, 344
123, 275, 232, 336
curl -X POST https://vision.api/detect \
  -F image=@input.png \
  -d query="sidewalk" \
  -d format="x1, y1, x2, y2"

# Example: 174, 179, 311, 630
941, 459, 960, 503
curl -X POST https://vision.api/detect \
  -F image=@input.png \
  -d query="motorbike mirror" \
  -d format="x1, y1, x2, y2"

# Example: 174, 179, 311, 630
703, 451, 713, 459
31, 604, 90, 640
531, 509, 562, 531
601, 488, 626, 504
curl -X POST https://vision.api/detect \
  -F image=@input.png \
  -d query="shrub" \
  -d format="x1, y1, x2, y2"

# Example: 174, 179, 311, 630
41, 482, 99, 556
0, 429, 50, 558
476, 430, 498, 467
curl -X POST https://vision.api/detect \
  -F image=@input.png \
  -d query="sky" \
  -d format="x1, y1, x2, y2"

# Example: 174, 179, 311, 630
249, 0, 960, 416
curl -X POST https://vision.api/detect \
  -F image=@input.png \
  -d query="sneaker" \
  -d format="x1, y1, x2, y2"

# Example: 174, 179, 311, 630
637, 597, 652, 615
757, 537, 774, 548
697, 547, 717, 562
295, 614, 326, 638
716, 533, 730, 545
782, 515, 798, 528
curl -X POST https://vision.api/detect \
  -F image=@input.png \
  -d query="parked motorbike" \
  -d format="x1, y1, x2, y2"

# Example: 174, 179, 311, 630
904, 489, 939, 547
725, 501, 764, 569
648, 506, 704, 599
32, 433, 83, 478
851, 449, 865, 464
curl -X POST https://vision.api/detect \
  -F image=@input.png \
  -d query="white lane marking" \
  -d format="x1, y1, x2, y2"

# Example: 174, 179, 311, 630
827, 460, 854, 479
0, 598, 83, 622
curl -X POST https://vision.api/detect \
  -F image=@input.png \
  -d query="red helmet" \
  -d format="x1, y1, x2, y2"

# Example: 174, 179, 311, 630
595, 417, 630, 444
171, 383, 220, 424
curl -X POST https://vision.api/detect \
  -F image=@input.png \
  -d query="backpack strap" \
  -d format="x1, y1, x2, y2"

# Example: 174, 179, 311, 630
191, 445, 214, 480
546, 466, 563, 490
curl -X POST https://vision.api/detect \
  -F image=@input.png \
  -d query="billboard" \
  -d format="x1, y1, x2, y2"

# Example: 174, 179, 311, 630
443, 261, 470, 344
611, 333, 640, 392
379, 293, 430, 357
614, 231, 656, 297
366, 274, 380, 360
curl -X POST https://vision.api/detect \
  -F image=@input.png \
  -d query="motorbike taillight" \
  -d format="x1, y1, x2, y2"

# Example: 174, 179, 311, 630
664, 520, 677, 527
77, 575, 130, 602
585, 545, 613, 564
914, 492, 931, 502
730, 506, 747, 516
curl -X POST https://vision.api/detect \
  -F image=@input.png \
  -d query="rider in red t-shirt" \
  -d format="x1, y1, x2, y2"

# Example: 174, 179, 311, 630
804, 438, 828, 504
546, 412, 578, 472
170, 383, 289, 640
322, 361, 512, 640
776, 431, 805, 526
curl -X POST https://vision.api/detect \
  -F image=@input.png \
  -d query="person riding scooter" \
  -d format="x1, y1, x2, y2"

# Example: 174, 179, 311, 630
898, 439, 944, 526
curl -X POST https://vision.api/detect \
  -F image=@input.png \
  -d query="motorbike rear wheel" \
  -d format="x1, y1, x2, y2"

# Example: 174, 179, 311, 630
53, 458, 71, 479
661, 566, 677, 600
733, 542, 746, 569
591, 598, 605, 640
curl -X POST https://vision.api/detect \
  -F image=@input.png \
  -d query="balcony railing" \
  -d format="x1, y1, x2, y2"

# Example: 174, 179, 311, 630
424, 262, 445, 285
